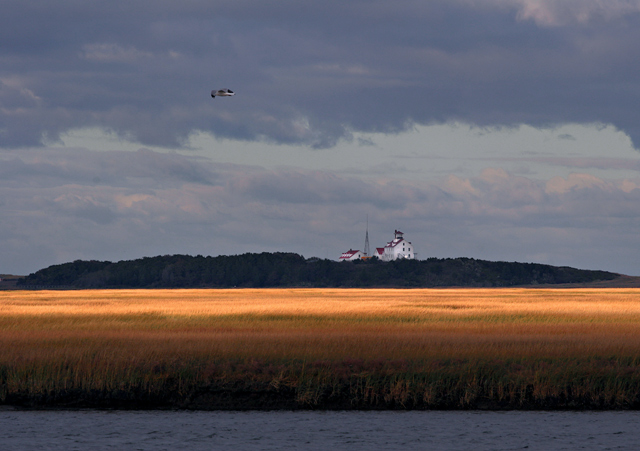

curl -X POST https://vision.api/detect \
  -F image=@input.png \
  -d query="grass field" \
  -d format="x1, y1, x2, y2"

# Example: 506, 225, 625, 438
1, 288, 640, 409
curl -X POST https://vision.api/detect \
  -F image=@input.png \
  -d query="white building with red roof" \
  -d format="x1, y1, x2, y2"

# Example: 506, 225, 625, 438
381, 230, 415, 261
339, 230, 416, 261
339, 249, 365, 261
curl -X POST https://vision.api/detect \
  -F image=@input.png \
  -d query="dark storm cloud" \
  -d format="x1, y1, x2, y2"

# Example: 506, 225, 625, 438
3, 0, 640, 149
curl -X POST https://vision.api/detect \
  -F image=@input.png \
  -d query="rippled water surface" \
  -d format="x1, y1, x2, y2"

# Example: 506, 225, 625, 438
1, 410, 640, 450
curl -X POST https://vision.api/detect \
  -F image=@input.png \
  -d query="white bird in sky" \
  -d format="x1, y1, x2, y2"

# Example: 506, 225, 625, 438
211, 88, 235, 98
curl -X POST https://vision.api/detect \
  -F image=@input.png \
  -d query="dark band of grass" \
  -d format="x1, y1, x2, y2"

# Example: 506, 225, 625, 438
3, 357, 640, 410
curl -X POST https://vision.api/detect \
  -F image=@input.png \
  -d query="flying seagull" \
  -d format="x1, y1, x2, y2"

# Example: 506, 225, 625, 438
211, 89, 235, 98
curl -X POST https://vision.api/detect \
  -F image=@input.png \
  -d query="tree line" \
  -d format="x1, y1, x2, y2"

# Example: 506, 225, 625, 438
17, 253, 618, 288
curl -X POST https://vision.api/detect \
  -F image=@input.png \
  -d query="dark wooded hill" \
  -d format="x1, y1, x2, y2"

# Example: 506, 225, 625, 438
17, 253, 618, 288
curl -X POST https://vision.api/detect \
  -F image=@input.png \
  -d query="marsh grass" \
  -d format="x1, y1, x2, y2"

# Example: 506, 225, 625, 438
1, 288, 640, 409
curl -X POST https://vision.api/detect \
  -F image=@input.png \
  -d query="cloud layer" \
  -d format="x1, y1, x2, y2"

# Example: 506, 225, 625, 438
3, 0, 640, 148
3, 1, 640, 277
2, 147, 639, 275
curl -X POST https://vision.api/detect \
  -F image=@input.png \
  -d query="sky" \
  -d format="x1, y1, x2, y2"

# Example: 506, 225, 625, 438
2, 0, 640, 276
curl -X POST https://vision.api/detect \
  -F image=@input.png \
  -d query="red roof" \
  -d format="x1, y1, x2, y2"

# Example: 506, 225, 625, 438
384, 239, 402, 248
339, 249, 361, 260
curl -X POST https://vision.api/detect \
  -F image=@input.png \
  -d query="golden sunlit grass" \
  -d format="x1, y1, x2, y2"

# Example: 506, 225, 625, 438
2, 288, 640, 409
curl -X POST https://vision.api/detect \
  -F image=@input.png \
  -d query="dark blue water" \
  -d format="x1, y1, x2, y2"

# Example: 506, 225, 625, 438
1, 410, 639, 450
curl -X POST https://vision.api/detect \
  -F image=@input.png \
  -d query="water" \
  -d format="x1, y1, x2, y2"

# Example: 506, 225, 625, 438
1, 410, 639, 450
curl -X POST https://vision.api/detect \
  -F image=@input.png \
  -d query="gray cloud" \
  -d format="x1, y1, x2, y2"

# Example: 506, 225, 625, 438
3, 1, 640, 149
0, 148, 216, 188
2, 148, 640, 275
3, 1, 640, 278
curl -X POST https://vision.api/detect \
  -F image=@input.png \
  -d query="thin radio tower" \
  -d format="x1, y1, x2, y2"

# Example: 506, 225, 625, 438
364, 215, 370, 257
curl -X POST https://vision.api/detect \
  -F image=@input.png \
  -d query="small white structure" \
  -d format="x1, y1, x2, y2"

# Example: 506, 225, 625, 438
339, 249, 364, 261
381, 230, 415, 261
373, 247, 385, 259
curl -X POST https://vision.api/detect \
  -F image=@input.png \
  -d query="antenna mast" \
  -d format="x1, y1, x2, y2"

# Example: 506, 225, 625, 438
364, 215, 370, 257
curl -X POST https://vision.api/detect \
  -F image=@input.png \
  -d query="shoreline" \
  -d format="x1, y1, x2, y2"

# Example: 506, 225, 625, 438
3, 357, 640, 411
4, 387, 640, 411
